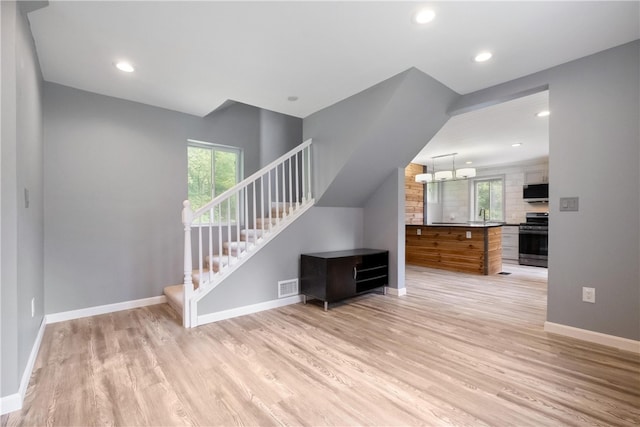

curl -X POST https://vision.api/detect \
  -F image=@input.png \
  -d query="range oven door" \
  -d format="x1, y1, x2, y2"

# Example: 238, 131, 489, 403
519, 227, 548, 267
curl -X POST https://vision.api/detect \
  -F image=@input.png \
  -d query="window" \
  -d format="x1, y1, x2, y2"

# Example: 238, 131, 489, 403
187, 140, 242, 223
473, 177, 504, 221
425, 181, 439, 204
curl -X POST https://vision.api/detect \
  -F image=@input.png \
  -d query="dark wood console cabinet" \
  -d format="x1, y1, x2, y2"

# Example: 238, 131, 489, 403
300, 249, 389, 310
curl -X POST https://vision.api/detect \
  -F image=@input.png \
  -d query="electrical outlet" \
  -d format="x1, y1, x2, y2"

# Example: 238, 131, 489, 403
582, 287, 595, 303
31, 297, 35, 317
417, 228, 422, 235
466, 231, 472, 239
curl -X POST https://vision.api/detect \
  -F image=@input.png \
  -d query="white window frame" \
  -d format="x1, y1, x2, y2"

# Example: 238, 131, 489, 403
425, 181, 440, 204
470, 175, 505, 222
187, 139, 243, 225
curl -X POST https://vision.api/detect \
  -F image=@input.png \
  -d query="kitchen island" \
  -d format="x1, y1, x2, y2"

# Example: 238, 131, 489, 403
406, 224, 503, 275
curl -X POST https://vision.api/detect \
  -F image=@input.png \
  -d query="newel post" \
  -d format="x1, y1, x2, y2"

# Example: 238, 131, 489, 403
182, 200, 194, 328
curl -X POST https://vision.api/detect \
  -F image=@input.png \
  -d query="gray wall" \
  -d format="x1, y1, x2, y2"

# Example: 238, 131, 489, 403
259, 109, 304, 204
259, 109, 302, 167
451, 41, 640, 341
363, 168, 405, 290
198, 207, 363, 313
304, 68, 459, 207
546, 41, 639, 340
302, 67, 459, 291
1, 1, 45, 399
43, 83, 301, 314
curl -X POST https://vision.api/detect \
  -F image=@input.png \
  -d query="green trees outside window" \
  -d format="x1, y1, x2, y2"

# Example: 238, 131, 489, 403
474, 178, 504, 221
187, 141, 242, 224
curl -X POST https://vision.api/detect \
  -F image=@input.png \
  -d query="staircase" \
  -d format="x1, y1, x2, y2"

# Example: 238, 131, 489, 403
164, 139, 313, 327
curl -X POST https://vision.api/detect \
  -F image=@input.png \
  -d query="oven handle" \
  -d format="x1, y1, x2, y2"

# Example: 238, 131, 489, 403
519, 230, 548, 235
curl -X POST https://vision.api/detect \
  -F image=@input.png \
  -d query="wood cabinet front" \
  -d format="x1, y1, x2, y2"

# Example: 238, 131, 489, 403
406, 225, 502, 275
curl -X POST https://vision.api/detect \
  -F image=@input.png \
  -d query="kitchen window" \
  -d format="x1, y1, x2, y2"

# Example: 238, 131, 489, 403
187, 140, 243, 224
425, 181, 439, 204
473, 177, 504, 221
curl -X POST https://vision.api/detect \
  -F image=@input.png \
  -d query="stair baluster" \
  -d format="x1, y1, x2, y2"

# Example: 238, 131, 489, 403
181, 201, 193, 328
295, 153, 300, 209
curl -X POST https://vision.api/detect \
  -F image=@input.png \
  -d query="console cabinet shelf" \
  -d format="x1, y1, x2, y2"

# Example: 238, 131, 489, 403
300, 249, 389, 310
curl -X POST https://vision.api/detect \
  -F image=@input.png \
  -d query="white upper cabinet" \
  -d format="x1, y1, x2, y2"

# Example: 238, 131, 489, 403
525, 168, 548, 184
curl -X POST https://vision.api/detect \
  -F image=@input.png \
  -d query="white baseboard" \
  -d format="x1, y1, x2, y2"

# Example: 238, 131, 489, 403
46, 295, 167, 324
544, 321, 640, 354
0, 393, 21, 416
386, 286, 407, 297
0, 318, 46, 415
197, 295, 303, 326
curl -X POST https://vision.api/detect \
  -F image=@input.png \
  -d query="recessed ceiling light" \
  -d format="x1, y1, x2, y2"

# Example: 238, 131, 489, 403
465, 161, 473, 165
287, 96, 299, 102
512, 142, 522, 147
474, 51, 493, 63
536, 110, 550, 117
115, 61, 135, 73
413, 8, 436, 24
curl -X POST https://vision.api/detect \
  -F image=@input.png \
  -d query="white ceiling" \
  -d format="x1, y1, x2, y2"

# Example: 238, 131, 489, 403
412, 90, 549, 169
26, 1, 638, 168
28, 1, 639, 119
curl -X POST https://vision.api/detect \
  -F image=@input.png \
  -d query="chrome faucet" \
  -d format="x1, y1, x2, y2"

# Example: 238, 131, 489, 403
479, 208, 487, 223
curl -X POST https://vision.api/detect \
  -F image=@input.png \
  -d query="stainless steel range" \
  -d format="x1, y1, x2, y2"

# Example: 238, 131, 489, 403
519, 212, 548, 267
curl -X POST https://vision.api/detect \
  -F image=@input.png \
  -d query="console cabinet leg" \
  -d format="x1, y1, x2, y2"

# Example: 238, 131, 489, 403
324, 301, 328, 312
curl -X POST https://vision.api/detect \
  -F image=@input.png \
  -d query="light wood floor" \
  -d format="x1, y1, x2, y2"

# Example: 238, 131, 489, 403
3, 264, 639, 426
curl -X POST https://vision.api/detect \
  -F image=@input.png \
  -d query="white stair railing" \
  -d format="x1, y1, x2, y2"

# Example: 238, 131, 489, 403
181, 139, 313, 327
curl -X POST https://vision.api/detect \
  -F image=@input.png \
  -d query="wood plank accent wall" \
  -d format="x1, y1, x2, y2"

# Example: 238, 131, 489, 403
405, 163, 424, 224
406, 225, 503, 275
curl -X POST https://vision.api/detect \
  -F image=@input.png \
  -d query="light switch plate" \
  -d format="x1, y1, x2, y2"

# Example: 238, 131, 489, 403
560, 197, 579, 212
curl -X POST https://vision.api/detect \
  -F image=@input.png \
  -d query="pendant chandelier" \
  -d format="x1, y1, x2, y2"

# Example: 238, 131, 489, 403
415, 153, 476, 183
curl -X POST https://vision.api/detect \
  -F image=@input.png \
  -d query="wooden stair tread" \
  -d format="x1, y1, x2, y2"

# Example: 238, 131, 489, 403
222, 241, 251, 256
164, 284, 184, 313
240, 229, 265, 242
223, 241, 248, 249
205, 255, 238, 271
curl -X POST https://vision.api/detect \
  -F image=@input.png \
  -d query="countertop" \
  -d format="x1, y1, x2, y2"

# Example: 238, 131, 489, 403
407, 223, 504, 228
301, 248, 387, 258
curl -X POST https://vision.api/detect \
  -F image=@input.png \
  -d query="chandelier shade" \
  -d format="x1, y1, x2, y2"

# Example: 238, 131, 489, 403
455, 167, 477, 178
415, 173, 433, 183
434, 170, 454, 181
416, 153, 477, 182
